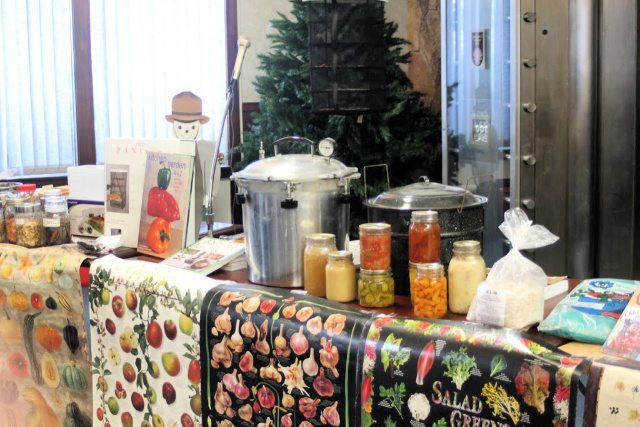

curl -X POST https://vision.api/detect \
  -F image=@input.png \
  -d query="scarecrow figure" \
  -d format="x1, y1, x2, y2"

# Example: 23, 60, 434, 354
165, 91, 210, 140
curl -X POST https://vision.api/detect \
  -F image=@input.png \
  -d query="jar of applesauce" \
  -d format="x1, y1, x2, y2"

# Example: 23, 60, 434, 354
325, 250, 356, 302
448, 240, 486, 314
413, 263, 447, 318
359, 223, 391, 270
304, 233, 337, 297
358, 268, 394, 308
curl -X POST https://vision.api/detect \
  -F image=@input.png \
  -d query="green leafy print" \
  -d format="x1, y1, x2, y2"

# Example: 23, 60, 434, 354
381, 333, 411, 377
442, 346, 477, 390
384, 416, 397, 427
379, 382, 406, 418
433, 418, 448, 427
490, 354, 507, 377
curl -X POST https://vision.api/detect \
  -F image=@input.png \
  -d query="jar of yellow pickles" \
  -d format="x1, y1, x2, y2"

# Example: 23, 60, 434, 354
413, 263, 447, 318
358, 268, 394, 308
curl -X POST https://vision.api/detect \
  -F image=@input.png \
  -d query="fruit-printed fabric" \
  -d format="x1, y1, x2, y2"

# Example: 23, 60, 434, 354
0, 244, 91, 426
89, 254, 232, 427
200, 283, 370, 427
361, 317, 591, 427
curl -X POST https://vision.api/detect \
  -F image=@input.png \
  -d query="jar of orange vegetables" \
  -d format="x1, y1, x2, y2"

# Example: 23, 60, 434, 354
359, 223, 391, 270
413, 262, 447, 319
408, 210, 440, 263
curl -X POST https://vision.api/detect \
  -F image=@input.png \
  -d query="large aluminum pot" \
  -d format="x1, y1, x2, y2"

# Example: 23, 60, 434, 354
363, 177, 487, 296
232, 137, 360, 288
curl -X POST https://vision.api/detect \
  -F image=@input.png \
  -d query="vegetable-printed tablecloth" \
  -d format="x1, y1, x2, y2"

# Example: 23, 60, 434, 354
360, 318, 591, 427
200, 283, 371, 427
89, 254, 232, 427
0, 244, 91, 427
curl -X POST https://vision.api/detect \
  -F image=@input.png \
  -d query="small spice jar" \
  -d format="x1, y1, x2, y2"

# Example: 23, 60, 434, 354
5, 195, 29, 244
408, 210, 441, 263
413, 262, 447, 319
358, 268, 394, 308
448, 240, 486, 314
16, 183, 39, 203
43, 189, 71, 246
15, 202, 43, 248
359, 223, 391, 270
325, 251, 356, 302
304, 233, 337, 297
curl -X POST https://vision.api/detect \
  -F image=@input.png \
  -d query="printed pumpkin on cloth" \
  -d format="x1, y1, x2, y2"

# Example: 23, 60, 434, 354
89, 255, 231, 427
0, 244, 91, 427
200, 283, 371, 427
360, 317, 592, 427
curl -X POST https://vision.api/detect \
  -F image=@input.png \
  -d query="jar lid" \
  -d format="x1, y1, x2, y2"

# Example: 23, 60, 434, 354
43, 188, 62, 197
17, 183, 36, 192
328, 250, 352, 261
363, 177, 487, 210
417, 262, 444, 277
359, 223, 391, 234
6, 195, 29, 205
408, 261, 419, 269
411, 210, 438, 222
360, 267, 392, 276
305, 233, 336, 245
453, 240, 481, 250
14, 202, 41, 214
45, 199, 67, 213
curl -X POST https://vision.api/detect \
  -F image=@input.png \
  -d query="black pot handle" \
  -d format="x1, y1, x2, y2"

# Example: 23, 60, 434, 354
281, 198, 298, 209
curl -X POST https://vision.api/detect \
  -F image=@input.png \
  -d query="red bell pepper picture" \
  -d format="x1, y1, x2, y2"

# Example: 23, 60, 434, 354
147, 186, 180, 222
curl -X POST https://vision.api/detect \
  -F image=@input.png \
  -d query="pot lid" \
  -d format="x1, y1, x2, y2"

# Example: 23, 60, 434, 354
232, 154, 359, 182
363, 178, 485, 210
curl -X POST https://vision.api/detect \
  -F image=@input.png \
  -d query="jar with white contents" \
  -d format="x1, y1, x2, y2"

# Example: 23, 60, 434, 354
325, 250, 356, 302
448, 240, 486, 314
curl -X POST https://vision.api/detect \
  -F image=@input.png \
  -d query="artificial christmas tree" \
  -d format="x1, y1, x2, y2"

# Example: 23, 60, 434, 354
232, 0, 441, 236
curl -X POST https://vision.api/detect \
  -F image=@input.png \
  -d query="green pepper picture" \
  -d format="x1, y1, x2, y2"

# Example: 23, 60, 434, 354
157, 161, 171, 190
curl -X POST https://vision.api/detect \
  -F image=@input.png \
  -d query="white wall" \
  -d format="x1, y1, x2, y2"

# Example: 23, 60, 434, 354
237, 0, 408, 104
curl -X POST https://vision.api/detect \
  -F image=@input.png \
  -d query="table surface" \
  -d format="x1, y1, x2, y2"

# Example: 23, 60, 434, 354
162, 264, 578, 349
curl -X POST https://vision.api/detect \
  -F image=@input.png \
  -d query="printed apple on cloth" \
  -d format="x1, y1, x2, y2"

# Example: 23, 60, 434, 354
0, 244, 91, 426
89, 254, 233, 427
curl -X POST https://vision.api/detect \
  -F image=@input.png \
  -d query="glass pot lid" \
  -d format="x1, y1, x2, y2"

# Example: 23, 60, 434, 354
363, 177, 485, 210
233, 154, 359, 182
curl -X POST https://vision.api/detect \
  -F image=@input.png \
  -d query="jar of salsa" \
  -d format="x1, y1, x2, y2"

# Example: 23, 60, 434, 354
408, 210, 440, 263
304, 233, 337, 297
358, 268, 394, 308
413, 262, 447, 319
359, 223, 391, 270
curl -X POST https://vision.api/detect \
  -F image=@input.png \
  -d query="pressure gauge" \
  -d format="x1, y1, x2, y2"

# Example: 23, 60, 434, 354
318, 138, 336, 158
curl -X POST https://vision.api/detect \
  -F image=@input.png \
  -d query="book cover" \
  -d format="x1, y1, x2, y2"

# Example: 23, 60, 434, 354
104, 138, 205, 248
137, 150, 195, 258
161, 236, 245, 274
602, 283, 640, 360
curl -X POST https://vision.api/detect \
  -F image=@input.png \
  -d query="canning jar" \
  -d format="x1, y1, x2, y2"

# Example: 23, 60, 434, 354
409, 261, 418, 306
5, 195, 29, 244
0, 199, 5, 243
358, 268, 394, 308
304, 233, 337, 297
16, 183, 39, 203
325, 250, 356, 302
43, 190, 71, 246
408, 210, 441, 263
413, 263, 447, 318
359, 223, 391, 270
15, 202, 43, 248
448, 240, 486, 314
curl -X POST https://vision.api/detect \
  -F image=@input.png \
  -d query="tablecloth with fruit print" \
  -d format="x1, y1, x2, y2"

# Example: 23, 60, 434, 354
0, 244, 91, 427
89, 254, 233, 427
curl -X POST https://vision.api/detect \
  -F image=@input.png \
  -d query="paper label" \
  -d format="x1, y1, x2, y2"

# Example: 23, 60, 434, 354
43, 217, 61, 227
475, 286, 507, 327
596, 364, 640, 425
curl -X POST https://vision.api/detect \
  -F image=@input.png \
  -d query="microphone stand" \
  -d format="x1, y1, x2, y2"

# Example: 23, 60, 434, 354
205, 79, 237, 237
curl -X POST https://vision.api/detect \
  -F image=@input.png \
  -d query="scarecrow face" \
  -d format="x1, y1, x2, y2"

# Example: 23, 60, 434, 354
172, 119, 201, 140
